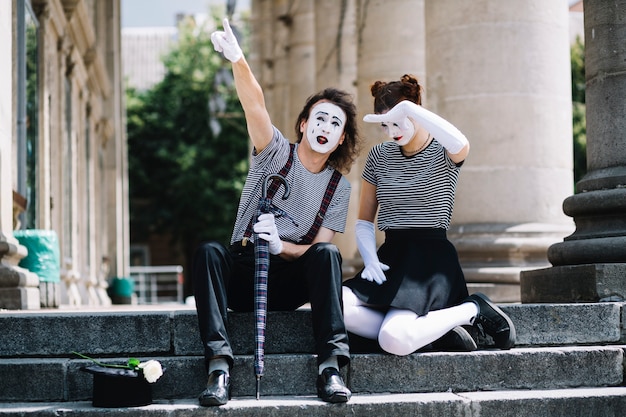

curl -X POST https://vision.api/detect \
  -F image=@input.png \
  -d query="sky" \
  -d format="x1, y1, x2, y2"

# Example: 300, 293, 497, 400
123, 0, 582, 28
121, 0, 250, 28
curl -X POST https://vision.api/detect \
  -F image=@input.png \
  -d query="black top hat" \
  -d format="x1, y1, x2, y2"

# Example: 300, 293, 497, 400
82, 365, 152, 408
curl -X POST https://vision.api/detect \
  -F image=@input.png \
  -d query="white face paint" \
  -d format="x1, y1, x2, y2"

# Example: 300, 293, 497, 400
306, 102, 346, 154
381, 116, 415, 147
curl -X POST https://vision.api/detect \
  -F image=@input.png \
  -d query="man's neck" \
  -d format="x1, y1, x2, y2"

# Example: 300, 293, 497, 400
297, 144, 328, 174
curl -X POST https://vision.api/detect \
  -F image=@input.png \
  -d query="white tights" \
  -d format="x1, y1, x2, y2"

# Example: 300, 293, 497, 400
342, 287, 478, 356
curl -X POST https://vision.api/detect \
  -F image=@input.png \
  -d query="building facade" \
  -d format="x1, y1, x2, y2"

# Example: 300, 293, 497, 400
0, 0, 128, 309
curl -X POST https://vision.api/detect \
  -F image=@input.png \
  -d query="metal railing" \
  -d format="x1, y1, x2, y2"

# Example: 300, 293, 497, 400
129, 265, 184, 304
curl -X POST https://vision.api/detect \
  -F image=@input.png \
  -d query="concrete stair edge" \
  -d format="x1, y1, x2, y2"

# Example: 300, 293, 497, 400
1, 346, 623, 402
0, 302, 622, 358
1, 387, 626, 417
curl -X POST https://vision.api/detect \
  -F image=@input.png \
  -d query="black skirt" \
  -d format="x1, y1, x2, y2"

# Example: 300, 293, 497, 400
343, 228, 468, 316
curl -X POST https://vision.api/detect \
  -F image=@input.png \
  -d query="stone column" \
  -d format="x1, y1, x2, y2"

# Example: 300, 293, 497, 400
247, 0, 267, 95
258, 0, 295, 135
355, 0, 426, 261
356, 0, 426, 168
425, 0, 575, 302
101, 0, 129, 283
286, 0, 315, 135
520, 0, 626, 303
253, 0, 316, 137
314, 0, 360, 269
0, 0, 40, 309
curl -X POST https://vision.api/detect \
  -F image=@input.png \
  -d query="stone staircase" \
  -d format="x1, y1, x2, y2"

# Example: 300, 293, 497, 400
1, 302, 625, 416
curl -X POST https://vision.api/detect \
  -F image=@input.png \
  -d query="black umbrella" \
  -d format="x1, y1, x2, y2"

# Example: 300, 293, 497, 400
254, 173, 291, 399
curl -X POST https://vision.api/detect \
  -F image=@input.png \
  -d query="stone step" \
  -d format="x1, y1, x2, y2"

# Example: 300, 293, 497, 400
1, 387, 626, 417
0, 302, 622, 358
1, 346, 623, 402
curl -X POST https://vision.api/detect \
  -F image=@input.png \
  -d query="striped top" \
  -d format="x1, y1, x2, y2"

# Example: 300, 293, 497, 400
230, 127, 351, 245
363, 139, 461, 231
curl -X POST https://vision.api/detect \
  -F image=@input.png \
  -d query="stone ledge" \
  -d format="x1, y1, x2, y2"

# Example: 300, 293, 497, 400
1, 387, 626, 417
0, 346, 623, 402
0, 303, 621, 357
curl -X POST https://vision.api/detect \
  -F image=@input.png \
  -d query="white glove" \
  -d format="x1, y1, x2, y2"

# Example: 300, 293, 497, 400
355, 220, 389, 285
210, 18, 243, 63
253, 213, 283, 255
364, 100, 468, 154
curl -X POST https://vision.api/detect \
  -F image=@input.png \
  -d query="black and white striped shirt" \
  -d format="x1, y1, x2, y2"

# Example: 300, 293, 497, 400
230, 127, 351, 244
363, 140, 461, 230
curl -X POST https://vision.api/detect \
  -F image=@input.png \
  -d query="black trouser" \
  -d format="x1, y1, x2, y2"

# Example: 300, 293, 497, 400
191, 240, 350, 373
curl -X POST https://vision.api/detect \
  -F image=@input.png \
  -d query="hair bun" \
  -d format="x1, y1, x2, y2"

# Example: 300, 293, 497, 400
400, 74, 420, 100
370, 81, 387, 98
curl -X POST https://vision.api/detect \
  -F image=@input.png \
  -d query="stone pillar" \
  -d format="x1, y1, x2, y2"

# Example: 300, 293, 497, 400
356, 0, 426, 166
266, 0, 291, 135
286, 0, 315, 135
247, 0, 266, 95
314, 0, 357, 93
0, 0, 40, 309
425, 0, 575, 302
314, 0, 360, 269
101, 0, 129, 283
520, 0, 626, 303
355, 0, 426, 262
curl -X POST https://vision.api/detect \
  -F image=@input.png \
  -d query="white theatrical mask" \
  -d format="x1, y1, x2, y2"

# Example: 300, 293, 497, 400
306, 102, 346, 154
381, 117, 415, 147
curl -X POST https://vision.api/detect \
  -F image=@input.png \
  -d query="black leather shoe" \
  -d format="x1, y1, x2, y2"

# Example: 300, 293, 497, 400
466, 293, 516, 350
316, 367, 351, 403
432, 326, 477, 351
198, 370, 231, 406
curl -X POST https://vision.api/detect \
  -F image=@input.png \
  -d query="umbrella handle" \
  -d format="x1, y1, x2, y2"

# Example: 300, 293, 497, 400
262, 174, 290, 200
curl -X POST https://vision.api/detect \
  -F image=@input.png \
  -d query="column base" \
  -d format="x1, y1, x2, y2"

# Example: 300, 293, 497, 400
520, 263, 626, 303
0, 238, 41, 309
40, 281, 61, 308
449, 222, 574, 302
0, 286, 40, 309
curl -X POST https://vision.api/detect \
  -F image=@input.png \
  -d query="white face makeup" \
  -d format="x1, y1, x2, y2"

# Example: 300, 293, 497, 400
381, 116, 415, 147
306, 102, 346, 154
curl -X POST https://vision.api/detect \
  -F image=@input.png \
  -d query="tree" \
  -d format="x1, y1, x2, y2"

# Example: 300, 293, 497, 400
571, 35, 586, 186
126, 15, 249, 293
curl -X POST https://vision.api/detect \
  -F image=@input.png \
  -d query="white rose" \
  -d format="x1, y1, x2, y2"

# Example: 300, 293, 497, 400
138, 360, 163, 383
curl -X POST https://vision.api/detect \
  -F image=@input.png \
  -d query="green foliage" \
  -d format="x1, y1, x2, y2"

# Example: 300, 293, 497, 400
571, 36, 585, 104
126, 16, 249, 253
571, 36, 586, 186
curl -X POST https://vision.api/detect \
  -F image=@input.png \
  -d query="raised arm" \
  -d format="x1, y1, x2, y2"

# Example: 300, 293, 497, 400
211, 18, 273, 152
364, 100, 470, 163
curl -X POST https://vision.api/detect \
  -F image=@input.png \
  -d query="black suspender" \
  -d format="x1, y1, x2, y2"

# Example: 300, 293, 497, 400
243, 143, 342, 244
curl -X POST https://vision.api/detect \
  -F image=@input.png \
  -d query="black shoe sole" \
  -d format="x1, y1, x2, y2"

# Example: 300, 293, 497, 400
318, 390, 351, 403
199, 395, 228, 407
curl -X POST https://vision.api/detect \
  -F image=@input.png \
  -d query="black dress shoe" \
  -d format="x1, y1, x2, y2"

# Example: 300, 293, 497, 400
316, 367, 351, 403
198, 370, 231, 406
